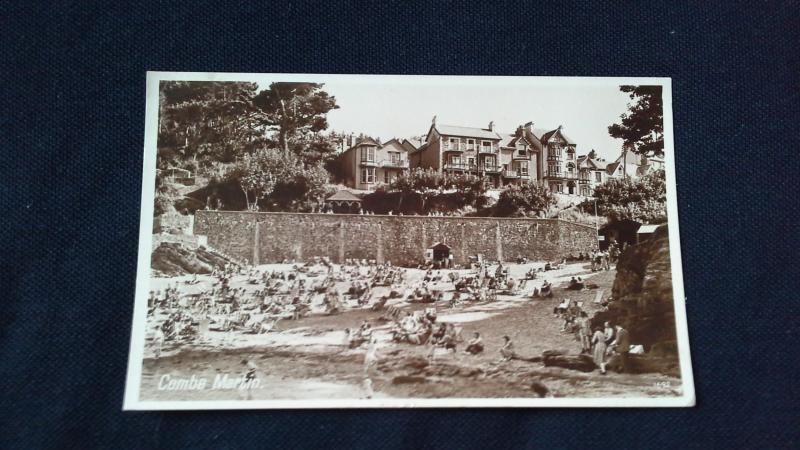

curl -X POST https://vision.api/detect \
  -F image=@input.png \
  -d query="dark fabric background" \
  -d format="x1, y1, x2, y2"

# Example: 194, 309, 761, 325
1, 1, 798, 448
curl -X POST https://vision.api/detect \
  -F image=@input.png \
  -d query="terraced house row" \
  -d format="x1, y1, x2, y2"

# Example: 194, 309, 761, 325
337, 116, 663, 195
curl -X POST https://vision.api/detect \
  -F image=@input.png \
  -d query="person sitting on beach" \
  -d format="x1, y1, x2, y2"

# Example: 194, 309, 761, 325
499, 335, 516, 361
449, 291, 462, 308
406, 321, 432, 345
540, 280, 553, 297
544, 262, 552, 271
464, 332, 484, 355
554, 298, 570, 316
567, 277, 583, 290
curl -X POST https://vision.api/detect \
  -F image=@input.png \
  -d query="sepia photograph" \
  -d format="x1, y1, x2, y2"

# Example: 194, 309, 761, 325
124, 72, 693, 409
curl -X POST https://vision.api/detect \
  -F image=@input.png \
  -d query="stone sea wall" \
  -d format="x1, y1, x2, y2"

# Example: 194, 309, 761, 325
194, 211, 598, 266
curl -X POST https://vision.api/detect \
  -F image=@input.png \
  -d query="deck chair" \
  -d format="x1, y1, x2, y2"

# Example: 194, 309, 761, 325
593, 289, 604, 304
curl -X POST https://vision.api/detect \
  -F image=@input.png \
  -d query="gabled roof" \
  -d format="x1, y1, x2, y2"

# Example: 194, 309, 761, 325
500, 132, 536, 149
577, 155, 608, 170
400, 139, 418, 152
408, 141, 429, 154
521, 127, 549, 153
355, 137, 380, 146
382, 138, 410, 153
432, 124, 502, 140
540, 127, 576, 145
325, 190, 362, 202
339, 137, 381, 159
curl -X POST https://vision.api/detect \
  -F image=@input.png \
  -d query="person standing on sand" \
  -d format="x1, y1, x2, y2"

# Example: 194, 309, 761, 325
592, 327, 608, 374
578, 312, 592, 354
610, 324, 631, 373
363, 337, 379, 399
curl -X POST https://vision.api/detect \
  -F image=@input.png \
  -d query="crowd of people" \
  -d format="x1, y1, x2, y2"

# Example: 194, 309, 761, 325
148, 249, 635, 374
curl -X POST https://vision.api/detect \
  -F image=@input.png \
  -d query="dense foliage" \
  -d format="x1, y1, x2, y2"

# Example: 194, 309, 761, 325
155, 81, 340, 214
582, 169, 667, 223
374, 168, 488, 214
494, 182, 556, 217
608, 85, 664, 157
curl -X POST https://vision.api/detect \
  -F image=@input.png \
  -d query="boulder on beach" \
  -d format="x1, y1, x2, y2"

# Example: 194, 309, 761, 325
151, 242, 232, 275
542, 353, 596, 372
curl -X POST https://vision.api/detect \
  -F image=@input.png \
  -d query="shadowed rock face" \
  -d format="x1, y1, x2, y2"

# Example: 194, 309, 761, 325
595, 225, 678, 356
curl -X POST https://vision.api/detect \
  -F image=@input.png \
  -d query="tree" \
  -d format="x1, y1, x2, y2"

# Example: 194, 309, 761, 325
226, 150, 332, 212
251, 82, 339, 156
451, 173, 488, 207
227, 150, 284, 210
608, 85, 664, 157
158, 81, 260, 168
584, 169, 666, 223
495, 182, 555, 217
387, 168, 449, 213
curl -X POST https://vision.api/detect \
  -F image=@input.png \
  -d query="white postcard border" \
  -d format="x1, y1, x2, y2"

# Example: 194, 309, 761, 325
124, 72, 695, 410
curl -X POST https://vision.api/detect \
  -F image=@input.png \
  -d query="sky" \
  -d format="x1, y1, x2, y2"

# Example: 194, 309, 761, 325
248, 75, 638, 161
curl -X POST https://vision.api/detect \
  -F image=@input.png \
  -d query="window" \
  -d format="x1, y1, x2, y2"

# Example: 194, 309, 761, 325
484, 156, 496, 168
517, 161, 529, 175
481, 141, 493, 152
595, 171, 602, 182
467, 139, 475, 151
567, 163, 575, 178
567, 148, 574, 160
360, 167, 375, 183
467, 157, 475, 167
384, 171, 390, 184
360, 146, 375, 162
448, 137, 460, 150
388, 151, 401, 164
548, 163, 559, 176
449, 155, 461, 165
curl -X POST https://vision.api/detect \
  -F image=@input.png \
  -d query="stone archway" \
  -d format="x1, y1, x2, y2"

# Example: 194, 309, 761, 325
425, 242, 452, 267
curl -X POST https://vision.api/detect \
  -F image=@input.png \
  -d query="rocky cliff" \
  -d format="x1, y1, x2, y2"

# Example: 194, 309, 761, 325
593, 225, 680, 365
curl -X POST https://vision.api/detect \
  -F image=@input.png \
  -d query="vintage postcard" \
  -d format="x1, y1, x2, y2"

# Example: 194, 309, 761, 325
124, 72, 694, 409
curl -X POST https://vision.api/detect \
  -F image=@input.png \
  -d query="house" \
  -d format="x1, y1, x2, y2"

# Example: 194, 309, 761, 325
409, 117, 580, 191
537, 125, 579, 194
606, 151, 665, 181
576, 152, 611, 196
408, 118, 539, 188
409, 117, 505, 187
337, 138, 412, 190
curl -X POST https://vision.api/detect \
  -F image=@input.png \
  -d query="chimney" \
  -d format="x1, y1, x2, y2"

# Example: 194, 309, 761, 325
488, 121, 495, 132
432, 115, 437, 126
524, 121, 533, 133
